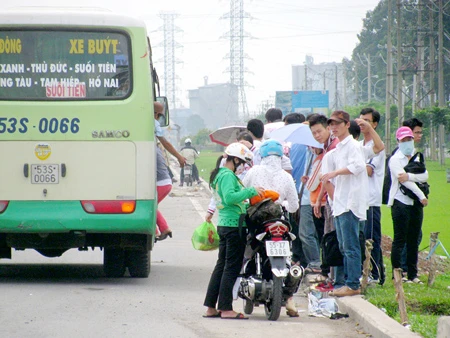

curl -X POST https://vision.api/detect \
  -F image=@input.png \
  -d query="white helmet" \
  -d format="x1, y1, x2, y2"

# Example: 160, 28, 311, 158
225, 142, 253, 165
185, 138, 192, 144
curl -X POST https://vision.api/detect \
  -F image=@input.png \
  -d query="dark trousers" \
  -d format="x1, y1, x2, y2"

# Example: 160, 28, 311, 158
363, 206, 382, 280
290, 212, 307, 267
312, 206, 325, 245
204, 227, 245, 311
391, 200, 423, 280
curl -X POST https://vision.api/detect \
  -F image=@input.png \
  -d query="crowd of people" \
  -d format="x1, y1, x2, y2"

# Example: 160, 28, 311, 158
198, 107, 429, 318
152, 102, 429, 317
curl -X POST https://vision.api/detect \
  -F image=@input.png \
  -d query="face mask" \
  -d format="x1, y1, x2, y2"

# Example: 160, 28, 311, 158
399, 140, 414, 156
235, 161, 245, 175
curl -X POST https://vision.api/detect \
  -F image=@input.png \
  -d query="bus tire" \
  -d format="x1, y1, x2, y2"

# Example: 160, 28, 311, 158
103, 248, 126, 277
126, 250, 151, 278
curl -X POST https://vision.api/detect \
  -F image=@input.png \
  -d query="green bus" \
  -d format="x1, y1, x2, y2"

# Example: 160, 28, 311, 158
0, 7, 166, 277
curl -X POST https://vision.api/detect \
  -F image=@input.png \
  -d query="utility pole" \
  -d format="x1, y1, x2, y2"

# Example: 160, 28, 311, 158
396, 0, 404, 125
355, 66, 359, 103
335, 65, 339, 110
415, 0, 425, 111
367, 54, 372, 102
343, 66, 347, 107
304, 66, 308, 90
323, 71, 326, 91
438, 0, 445, 166
385, 0, 393, 153
429, 3, 437, 160
157, 12, 182, 110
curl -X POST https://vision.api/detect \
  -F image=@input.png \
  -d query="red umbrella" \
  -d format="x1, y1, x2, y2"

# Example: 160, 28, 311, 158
209, 126, 247, 146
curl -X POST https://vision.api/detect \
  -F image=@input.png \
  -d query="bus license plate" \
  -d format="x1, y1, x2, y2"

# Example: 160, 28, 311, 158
265, 241, 289, 257
31, 164, 59, 184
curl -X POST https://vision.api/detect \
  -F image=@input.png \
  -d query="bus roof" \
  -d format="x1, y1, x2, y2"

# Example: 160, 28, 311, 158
0, 7, 146, 28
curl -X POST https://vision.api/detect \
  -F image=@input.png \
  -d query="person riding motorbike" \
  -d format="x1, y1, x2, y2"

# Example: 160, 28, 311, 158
179, 138, 201, 186
242, 139, 300, 317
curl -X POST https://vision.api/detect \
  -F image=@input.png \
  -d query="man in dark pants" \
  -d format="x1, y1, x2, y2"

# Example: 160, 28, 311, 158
359, 108, 386, 284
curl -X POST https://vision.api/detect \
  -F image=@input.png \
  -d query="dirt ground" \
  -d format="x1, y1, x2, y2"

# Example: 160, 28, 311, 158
381, 234, 450, 276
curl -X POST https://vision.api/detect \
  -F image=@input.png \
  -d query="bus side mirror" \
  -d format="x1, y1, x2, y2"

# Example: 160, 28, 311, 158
156, 96, 170, 127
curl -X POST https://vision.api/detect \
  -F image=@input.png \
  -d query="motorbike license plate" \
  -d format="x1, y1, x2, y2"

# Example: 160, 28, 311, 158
184, 167, 192, 175
31, 164, 59, 184
265, 241, 289, 257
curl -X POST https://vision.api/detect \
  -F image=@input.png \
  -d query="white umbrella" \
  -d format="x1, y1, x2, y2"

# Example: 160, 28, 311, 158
269, 123, 323, 148
209, 125, 247, 146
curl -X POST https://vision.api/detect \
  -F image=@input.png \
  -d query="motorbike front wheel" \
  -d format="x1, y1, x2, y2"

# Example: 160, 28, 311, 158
264, 275, 283, 321
243, 299, 254, 315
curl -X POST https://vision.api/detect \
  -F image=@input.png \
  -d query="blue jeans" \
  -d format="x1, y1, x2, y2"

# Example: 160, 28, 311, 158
298, 205, 321, 268
334, 211, 362, 290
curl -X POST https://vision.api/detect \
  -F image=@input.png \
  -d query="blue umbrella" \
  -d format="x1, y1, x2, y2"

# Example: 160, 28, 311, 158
269, 123, 323, 148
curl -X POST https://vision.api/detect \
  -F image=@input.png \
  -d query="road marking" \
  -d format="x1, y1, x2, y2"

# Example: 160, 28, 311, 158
190, 197, 205, 219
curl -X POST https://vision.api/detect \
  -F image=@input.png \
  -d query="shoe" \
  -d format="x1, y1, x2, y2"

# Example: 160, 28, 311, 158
172, 177, 178, 183
197, 180, 202, 185
179, 183, 183, 187
221, 313, 248, 320
405, 277, 423, 284
304, 267, 322, 275
315, 282, 334, 292
368, 277, 380, 285
329, 286, 361, 297
157, 231, 173, 241
285, 297, 298, 317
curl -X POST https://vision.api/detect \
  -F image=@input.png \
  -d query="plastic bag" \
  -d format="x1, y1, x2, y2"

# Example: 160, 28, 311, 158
307, 292, 339, 318
191, 221, 220, 251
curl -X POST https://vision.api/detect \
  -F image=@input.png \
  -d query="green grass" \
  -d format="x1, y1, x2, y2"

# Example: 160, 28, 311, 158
373, 159, 450, 338
364, 258, 450, 338
381, 160, 450, 256
196, 150, 222, 183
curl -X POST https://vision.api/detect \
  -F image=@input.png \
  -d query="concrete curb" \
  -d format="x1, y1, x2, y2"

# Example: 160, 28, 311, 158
437, 316, 450, 338
335, 296, 421, 338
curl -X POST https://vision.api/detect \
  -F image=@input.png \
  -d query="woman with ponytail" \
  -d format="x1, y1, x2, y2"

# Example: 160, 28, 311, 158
203, 143, 264, 320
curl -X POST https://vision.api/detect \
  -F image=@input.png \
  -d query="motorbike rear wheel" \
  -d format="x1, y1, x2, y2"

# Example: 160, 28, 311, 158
243, 299, 254, 315
264, 275, 283, 321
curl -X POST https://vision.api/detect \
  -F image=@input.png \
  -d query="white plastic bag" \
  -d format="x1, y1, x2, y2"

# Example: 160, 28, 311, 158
307, 292, 339, 318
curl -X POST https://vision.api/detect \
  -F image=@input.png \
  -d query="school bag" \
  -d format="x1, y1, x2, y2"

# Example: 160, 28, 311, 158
399, 152, 430, 201
381, 147, 398, 204
246, 198, 283, 233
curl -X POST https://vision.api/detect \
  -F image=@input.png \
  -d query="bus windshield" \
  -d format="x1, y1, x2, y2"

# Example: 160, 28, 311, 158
0, 29, 131, 100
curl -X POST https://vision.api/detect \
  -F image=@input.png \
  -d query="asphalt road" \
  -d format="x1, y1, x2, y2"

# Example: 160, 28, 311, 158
0, 183, 367, 338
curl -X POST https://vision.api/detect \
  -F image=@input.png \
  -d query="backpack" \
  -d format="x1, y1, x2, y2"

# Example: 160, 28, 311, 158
320, 230, 366, 268
399, 152, 430, 201
245, 198, 283, 233
381, 147, 399, 205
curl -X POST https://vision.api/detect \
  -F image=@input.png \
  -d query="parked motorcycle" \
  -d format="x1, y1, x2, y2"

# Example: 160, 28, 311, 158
183, 164, 193, 186
235, 215, 304, 321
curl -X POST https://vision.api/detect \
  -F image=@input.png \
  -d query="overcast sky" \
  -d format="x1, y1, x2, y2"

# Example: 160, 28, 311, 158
3, 0, 380, 113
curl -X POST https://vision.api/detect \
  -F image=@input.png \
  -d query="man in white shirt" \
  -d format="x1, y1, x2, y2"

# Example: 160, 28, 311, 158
359, 108, 386, 284
321, 110, 369, 297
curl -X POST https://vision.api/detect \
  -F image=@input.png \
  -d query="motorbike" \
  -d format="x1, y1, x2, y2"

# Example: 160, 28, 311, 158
183, 164, 194, 186
235, 214, 304, 321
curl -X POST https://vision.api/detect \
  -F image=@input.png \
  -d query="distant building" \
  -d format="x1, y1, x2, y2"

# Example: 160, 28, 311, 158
292, 56, 354, 110
188, 80, 239, 130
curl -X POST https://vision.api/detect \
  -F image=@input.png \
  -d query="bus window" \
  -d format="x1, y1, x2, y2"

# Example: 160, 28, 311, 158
0, 29, 131, 100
